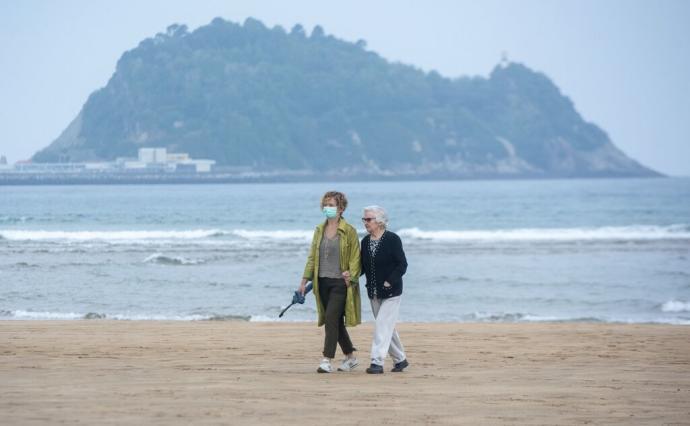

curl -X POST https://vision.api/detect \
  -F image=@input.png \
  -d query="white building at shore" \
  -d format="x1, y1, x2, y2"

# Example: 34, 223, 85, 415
127, 147, 214, 172
1, 148, 216, 174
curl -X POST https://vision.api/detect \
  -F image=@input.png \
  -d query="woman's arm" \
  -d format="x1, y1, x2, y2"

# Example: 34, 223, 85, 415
359, 236, 368, 276
385, 233, 408, 284
302, 228, 318, 281
346, 228, 361, 284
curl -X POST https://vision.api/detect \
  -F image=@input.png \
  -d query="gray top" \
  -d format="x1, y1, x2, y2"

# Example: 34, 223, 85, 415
318, 233, 342, 279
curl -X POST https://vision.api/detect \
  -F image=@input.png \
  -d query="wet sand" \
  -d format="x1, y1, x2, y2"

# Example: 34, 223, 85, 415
1, 321, 689, 425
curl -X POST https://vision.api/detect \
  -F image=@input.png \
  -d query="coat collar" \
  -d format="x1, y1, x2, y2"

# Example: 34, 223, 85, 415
316, 217, 350, 234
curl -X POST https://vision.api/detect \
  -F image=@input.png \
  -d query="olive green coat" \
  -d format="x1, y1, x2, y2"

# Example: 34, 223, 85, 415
302, 218, 362, 327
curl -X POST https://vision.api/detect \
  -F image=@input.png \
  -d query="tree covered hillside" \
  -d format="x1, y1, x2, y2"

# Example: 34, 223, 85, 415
33, 17, 658, 178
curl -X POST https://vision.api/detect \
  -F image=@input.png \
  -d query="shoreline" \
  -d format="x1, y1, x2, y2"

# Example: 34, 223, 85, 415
2, 317, 690, 325
0, 173, 668, 186
2, 321, 689, 424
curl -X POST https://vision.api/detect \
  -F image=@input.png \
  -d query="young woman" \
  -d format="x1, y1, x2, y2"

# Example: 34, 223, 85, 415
299, 191, 362, 373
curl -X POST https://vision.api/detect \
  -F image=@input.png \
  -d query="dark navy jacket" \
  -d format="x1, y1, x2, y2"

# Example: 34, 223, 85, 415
360, 231, 408, 299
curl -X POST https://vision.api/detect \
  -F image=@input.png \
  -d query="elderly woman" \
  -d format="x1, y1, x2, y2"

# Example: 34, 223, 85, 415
360, 205, 409, 374
299, 191, 362, 373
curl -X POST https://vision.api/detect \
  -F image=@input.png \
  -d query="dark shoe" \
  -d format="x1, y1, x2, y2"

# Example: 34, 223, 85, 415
366, 363, 384, 374
391, 359, 409, 372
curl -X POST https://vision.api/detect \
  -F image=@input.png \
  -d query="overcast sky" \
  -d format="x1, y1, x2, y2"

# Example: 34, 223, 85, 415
1, 0, 688, 175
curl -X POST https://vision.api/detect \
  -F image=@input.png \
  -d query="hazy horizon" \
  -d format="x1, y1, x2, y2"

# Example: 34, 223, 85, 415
1, 0, 689, 175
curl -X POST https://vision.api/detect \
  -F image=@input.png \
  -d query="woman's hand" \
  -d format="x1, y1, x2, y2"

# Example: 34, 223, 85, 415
342, 271, 351, 286
383, 281, 392, 288
298, 278, 307, 295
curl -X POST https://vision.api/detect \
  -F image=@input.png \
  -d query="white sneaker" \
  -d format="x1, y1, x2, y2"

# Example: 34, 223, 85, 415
337, 357, 359, 372
317, 358, 333, 373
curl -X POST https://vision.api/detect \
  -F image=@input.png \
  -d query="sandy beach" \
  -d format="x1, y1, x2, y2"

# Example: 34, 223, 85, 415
1, 321, 689, 425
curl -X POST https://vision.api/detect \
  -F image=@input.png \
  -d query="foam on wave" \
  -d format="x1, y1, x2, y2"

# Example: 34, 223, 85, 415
397, 224, 690, 242
2, 224, 688, 244
0, 229, 224, 241
142, 253, 206, 265
661, 300, 690, 313
0, 310, 255, 321
231, 229, 313, 240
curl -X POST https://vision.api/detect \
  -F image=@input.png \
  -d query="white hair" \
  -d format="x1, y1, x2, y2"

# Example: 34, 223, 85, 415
363, 205, 388, 228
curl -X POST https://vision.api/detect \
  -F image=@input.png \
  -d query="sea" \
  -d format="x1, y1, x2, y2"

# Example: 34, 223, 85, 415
1, 178, 689, 324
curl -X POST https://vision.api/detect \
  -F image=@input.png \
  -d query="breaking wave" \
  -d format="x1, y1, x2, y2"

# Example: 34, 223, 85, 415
2, 225, 688, 246
0, 309, 256, 321
397, 224, 690, 242
661, 300, 690, 313
0, 228, 312, 243
0, 229, 224, 241
142, 253, 206, 265
231, 229, 313, 240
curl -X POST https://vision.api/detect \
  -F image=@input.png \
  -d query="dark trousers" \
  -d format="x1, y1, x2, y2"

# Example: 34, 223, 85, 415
318, 277, 355, 358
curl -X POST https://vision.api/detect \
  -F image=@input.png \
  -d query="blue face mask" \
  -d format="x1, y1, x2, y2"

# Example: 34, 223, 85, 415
322, 206, 338, 219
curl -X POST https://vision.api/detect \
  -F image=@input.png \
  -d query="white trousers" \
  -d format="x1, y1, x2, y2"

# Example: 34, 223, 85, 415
369, 296, 406, 366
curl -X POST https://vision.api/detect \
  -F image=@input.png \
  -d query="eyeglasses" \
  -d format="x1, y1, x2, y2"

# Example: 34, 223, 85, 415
361, 217, 376, 223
